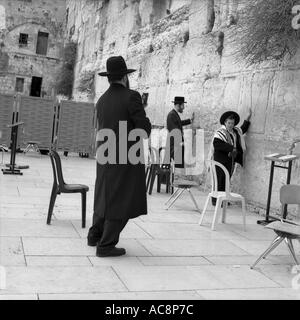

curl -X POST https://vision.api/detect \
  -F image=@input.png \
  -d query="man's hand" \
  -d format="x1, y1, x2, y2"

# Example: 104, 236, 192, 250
229, 148, 237, 159
293, 138, 300, 144
289, 143, 296, 154
141, 93, 148, 108
190, 112, 195, 123
246, 108, 252, 121
288, 138, 300, 153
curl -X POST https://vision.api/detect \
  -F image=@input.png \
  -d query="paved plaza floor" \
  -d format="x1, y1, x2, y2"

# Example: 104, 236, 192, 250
0, 152, 300, 300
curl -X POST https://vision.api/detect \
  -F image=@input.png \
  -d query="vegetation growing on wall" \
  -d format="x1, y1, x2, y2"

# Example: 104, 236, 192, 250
234, 0, 300, 66
56, 41, 77, 99
77, 70, 95, 97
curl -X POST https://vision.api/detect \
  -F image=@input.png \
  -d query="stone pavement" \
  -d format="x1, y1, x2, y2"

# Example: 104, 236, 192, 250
0, 152, 300, 300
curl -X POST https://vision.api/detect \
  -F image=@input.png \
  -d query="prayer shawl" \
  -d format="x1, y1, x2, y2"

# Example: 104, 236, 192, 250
204, 125, 247, 191
207, 125, 247, 171
215, 125, 245, 148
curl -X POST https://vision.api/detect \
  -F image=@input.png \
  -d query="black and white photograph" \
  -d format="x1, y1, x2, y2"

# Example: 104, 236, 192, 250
0, 0, 300, 308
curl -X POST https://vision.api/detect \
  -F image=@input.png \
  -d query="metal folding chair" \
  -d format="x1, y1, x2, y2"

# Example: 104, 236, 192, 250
165, 178, 200, 212
251, 184, 300, 269
164, 161, 200, 212
23, 141, 41, 154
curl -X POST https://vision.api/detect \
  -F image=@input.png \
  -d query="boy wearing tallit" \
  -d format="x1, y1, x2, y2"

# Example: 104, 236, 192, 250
210, 109, 252, 206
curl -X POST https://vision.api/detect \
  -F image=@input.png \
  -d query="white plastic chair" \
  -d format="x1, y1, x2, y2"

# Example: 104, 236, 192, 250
199, 160, 246, 231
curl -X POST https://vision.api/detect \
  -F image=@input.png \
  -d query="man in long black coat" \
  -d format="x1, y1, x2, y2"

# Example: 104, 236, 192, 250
166, 96, 194, 168
87, 56, 151, 257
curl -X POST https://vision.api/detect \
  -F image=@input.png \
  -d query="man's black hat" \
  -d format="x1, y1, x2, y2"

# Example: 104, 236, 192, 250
220, 111, 240, 125
98, 56, 136, 76
172, 96, 187, 104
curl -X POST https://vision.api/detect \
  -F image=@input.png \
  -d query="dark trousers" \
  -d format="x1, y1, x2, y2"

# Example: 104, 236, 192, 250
88, 218, 128, 252
212, 161, 233, 205
168, 141, 185, 168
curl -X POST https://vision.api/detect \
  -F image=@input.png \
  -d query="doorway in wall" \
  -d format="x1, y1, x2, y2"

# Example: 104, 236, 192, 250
30, 76, 42, 97
15, 77, 25, 93
36, 31, 49, 55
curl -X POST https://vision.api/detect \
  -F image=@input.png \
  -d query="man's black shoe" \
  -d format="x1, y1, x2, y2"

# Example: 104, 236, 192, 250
87, 237, 101, 247
96, 247, 126, 257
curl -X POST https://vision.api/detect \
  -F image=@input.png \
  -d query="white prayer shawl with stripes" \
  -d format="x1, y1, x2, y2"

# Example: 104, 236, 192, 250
208, 125, 246, 161
204, 125, 247, 191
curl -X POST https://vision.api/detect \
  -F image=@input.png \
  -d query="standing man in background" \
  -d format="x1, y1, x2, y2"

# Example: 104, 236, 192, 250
166, 96, 194, 169
87, 56, 152, 257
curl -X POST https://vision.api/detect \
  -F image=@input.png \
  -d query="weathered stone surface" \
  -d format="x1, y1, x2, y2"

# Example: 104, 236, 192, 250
0, 237, 26, 266
266, 70, 300, 142
189, 0, 214, 38
198, 288, 300, 300
65, 0, 300, 212
113, 265, 278, 291
1, 266, 126, 294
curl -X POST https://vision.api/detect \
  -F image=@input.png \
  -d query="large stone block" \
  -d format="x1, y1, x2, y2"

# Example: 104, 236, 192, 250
213, 0, 240, 30
265, 70, 300, 142
222, 75, 241, 111
220, 28, 246, 75
170, 0, 192, 12
139, 49, 170, 86
138, 0, 153, 26
239, 135, 296, 209
189, 0, 215, 38
145, 85, 169, 126
238, 72, 275, 134
169, 37, 220, 83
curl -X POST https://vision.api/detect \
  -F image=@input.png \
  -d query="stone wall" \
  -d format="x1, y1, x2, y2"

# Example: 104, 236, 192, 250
66, 0, 300, 213
0, 0, 66, 97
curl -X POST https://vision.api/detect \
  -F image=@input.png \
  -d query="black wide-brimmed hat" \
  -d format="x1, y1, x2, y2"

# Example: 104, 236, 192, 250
98, 56, 136, 76
220, 111, 240, 125
172, 96, 187, 104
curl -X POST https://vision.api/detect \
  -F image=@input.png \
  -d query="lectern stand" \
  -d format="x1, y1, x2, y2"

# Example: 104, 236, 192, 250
257, 153, 299, 225
2, 122, 26, 175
